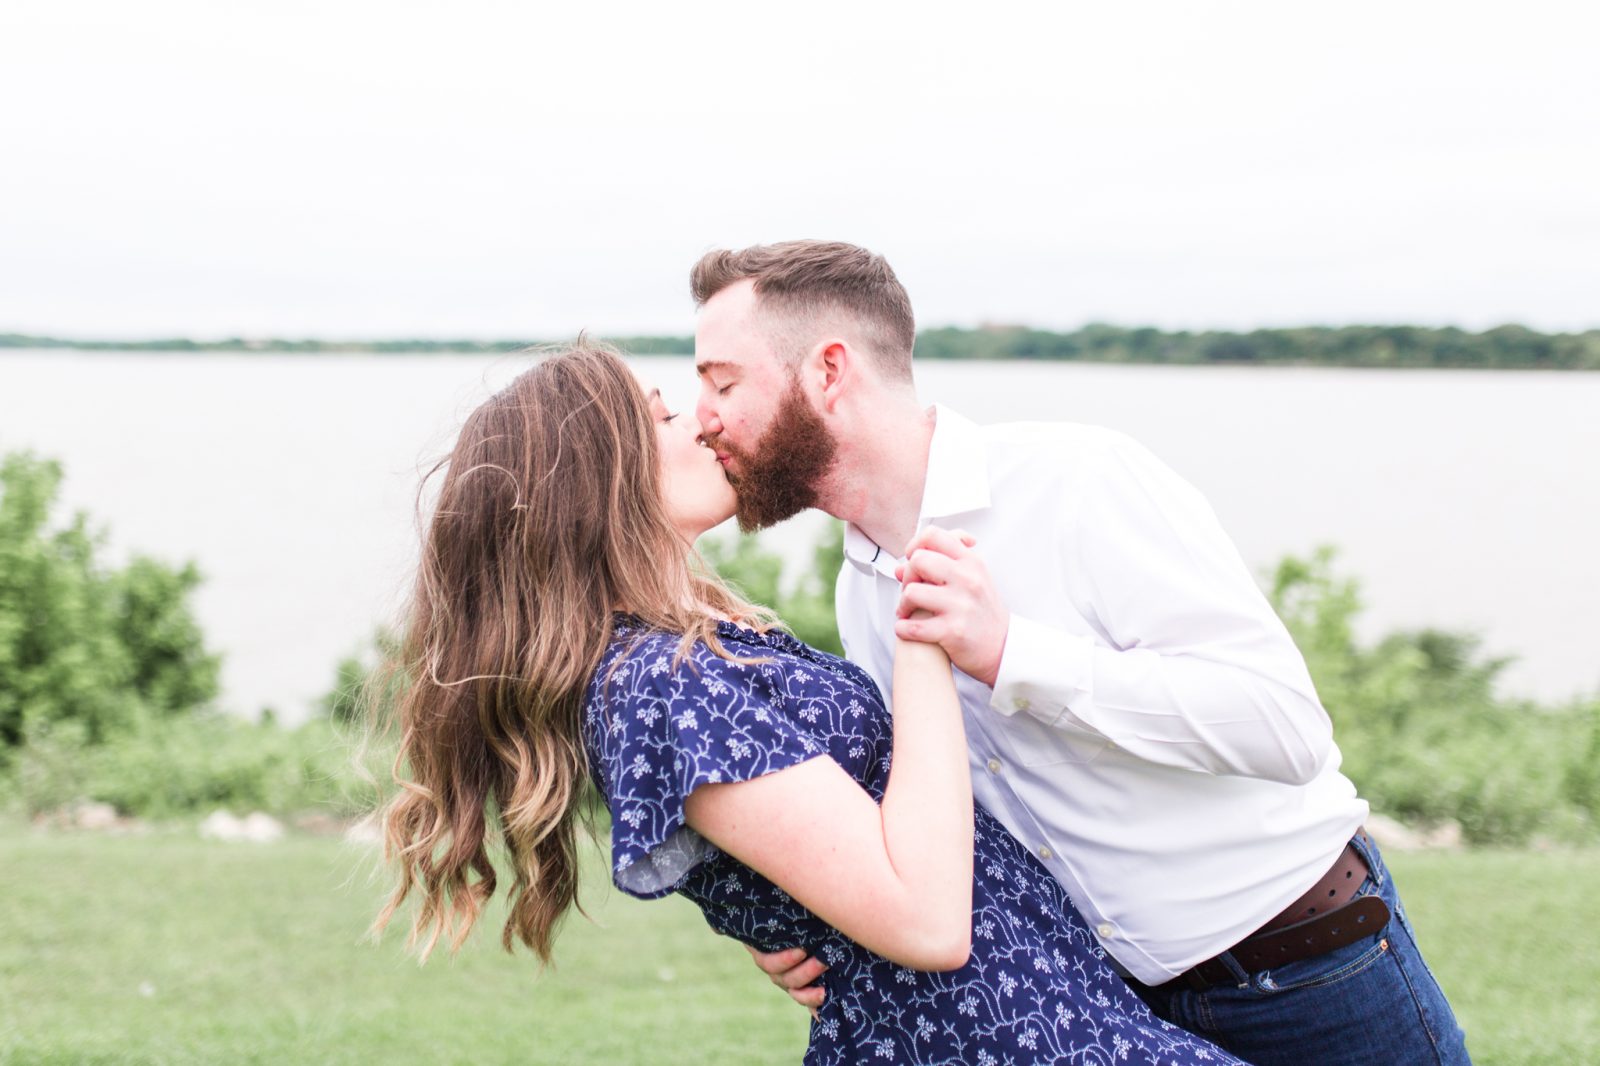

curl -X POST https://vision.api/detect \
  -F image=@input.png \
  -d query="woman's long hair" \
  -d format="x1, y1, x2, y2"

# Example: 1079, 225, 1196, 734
370, 341, 772, 963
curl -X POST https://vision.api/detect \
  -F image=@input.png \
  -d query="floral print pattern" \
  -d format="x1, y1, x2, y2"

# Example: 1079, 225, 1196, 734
584, 617, 1240, 1065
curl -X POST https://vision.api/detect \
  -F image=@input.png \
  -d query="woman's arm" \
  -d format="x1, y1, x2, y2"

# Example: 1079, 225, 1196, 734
683, 637, 974, 971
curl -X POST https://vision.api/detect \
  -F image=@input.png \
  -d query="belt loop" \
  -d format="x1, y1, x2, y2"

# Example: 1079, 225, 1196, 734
1214, 951, 1251, 989
1347, 827, 1384, 889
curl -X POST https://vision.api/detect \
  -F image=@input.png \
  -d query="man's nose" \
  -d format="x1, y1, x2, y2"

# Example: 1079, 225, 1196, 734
695, 395, 720, 437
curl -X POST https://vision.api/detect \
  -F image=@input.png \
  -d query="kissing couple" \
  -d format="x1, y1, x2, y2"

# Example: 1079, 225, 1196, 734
374, 241, 1470, 1065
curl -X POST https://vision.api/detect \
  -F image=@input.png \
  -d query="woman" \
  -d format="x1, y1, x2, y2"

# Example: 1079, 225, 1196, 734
374, 342, 1241, 1065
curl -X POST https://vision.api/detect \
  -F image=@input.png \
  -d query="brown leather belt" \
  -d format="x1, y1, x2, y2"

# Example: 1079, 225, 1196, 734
1160, 829, 1391, 992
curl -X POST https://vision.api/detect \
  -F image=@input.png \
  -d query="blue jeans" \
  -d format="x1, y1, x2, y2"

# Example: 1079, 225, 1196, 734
1126, 832, 1471, 1065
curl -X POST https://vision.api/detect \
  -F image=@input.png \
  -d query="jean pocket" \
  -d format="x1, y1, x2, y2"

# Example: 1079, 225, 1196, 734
1251, 929, 1392, 994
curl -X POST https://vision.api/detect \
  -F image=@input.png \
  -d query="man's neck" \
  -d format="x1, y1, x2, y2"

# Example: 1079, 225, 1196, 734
815, 401, 936, 561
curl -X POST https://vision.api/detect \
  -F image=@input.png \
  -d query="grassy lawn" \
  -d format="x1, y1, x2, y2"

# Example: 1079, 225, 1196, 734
0, 826, 1594, 1065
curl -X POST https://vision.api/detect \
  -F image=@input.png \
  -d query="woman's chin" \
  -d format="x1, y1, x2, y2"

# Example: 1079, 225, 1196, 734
678, 511, 735, 544
694, 508, 738, 542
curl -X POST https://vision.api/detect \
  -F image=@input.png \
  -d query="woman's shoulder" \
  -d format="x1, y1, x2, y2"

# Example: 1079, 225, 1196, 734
600, 614, 764, 670
580, 616, 835, 791
588, 617, 769, 711
589, 614, 884, 715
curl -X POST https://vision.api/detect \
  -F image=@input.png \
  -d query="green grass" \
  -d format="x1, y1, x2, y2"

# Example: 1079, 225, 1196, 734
1384, 849, 1599, 1064
0, 828, 1594, 1065
0, 827, 807, 1064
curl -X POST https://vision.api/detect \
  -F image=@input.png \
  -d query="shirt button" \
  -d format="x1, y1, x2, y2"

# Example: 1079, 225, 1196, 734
1097, 922, 1114, 939
1014, 697, 1032, 712
986, 758, 1002, 774
1038, 845, 1052, 860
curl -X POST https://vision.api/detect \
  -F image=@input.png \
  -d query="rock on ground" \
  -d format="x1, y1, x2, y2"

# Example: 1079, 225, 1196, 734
198, 810, 286, 843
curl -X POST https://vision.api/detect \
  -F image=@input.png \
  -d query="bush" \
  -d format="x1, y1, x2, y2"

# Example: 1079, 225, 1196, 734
0, 451, 219, 756
9, 712, 374, 820
702, 522, 845, 656
0, 449, 376, 820
1271, 547, 1598, 844
319, 629, 403, 726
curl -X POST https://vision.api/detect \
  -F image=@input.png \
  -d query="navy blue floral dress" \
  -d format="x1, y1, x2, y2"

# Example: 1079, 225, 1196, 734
583, 617, 1241, 1066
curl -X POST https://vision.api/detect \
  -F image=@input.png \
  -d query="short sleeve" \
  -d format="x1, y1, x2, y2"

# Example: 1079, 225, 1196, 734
589, 634, 827, 899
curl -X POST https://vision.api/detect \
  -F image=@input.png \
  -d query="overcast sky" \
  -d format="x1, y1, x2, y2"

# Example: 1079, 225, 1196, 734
3, 0, 1596, 339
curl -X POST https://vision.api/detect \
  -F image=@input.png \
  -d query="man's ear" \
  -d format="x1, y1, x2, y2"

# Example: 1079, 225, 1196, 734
817, 341, 851, 412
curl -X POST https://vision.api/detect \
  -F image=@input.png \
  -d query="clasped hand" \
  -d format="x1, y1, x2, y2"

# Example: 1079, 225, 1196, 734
893, 526, 1008, 689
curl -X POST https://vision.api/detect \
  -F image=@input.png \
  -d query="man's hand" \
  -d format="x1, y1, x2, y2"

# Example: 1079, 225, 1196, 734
894, 526, 1009, 688
745, 944, 827, 1017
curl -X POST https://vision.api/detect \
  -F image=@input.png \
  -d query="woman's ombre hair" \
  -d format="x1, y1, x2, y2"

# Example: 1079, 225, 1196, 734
370, 340, 772, 963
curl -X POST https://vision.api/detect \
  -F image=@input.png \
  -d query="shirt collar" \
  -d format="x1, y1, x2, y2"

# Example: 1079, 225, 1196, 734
843, 404, 991, 572
919, 403, 992, 521
842, 522, 888, 572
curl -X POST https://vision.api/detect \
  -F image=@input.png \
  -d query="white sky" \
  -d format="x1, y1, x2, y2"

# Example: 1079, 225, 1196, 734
2, 0, 1597, 339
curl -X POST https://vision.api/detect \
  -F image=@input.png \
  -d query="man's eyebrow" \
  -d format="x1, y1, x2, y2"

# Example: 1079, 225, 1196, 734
695, 360, 738, 377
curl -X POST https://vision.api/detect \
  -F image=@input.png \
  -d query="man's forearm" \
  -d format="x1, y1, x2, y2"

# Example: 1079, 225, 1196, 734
991, 613, 1333, 784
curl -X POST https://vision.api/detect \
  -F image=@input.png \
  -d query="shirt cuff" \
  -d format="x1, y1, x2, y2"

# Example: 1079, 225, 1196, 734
988, 613, 1095, 725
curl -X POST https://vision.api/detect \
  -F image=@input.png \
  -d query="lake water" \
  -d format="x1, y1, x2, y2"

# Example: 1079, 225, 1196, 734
2, 351, 1596, 723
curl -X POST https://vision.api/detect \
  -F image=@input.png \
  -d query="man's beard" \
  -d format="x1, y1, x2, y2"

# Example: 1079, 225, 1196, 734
715, 377, 839, 533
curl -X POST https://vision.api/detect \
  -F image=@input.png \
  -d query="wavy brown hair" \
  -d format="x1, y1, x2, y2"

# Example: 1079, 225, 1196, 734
370, 340, 772, 963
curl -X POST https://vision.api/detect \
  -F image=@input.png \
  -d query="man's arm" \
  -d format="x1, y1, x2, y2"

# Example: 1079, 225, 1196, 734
896, 437, 1334, 786
746, 944, 828, 1014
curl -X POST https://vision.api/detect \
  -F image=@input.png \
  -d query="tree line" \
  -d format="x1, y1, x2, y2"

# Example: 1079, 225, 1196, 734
5, 323, 1599, 368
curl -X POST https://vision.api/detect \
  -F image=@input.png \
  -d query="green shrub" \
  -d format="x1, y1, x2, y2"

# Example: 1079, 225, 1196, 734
0, 449, 376, 819
9, 711, 377, 819
319, 629, 404, 726
702, 522, 844, 656
1272, 547, 1597, 844
0, 451, 219, 756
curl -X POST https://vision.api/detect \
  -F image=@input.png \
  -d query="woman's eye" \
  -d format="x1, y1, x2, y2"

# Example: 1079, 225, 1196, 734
662, 413, 679, 423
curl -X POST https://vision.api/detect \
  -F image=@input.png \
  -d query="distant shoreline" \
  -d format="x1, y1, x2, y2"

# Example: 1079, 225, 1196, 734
4, 323, 1598, 370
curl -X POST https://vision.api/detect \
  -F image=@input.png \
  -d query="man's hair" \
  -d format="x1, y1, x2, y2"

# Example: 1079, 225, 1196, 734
690, 240, 915, 381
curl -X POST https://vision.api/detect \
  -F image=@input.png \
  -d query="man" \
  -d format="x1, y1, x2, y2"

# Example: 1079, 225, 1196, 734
690, 240, 1470, 1065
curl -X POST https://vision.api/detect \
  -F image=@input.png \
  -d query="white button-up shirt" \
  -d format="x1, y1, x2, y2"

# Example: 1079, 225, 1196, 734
836, 405, 1368, 984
